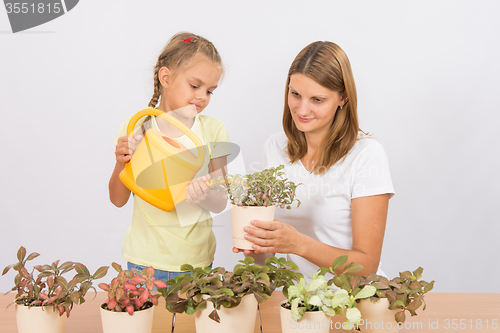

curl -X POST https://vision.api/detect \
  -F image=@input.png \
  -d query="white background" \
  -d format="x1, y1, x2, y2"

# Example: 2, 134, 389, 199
1, 0, 499, 293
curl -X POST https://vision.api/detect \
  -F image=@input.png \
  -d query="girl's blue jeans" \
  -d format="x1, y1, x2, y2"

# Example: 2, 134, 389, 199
127, 262, 212, 290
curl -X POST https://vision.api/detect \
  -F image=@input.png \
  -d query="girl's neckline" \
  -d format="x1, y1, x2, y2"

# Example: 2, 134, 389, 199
152, 114, 199, 139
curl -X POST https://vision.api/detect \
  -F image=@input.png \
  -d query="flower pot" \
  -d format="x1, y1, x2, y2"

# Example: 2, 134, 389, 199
100, 303, 154, 333
230, 204, 276, 250
355, 298, 399, 333
194, 294, 258, 333
279, 300, 330, 333
15, 304, 67, 333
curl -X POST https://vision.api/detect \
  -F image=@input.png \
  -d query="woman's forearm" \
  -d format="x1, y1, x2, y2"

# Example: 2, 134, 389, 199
296, 234, 380, 275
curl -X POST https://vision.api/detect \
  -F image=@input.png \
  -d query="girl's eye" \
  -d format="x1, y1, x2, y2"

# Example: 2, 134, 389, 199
190, 84, 198, 89
207, 90, 214, 95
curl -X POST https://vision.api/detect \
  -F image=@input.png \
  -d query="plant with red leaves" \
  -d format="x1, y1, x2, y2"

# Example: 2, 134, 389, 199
98, 262, 166, 315
2, 246, 109, 317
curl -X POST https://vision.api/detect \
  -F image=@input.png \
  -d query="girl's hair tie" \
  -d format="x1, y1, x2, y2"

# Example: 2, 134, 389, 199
183, 37, 192, 43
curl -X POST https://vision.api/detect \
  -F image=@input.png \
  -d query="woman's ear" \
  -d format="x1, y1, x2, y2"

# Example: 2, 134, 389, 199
341, 91, 349, 107
159, 67, 171, 88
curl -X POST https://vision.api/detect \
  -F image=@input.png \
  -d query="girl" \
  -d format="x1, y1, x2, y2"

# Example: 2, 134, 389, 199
238, 41, 394, 279
109, 32, 231, 281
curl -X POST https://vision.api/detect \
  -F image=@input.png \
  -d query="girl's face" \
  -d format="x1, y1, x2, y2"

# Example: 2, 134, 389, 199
161, 56, 221, 114
288, 73, 345, 138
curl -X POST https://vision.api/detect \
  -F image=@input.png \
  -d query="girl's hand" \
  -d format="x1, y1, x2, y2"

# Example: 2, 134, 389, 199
186, 175, 213, 204
242, 219, 304, 254
115, 135, 143, 164
232, 247, 256, 255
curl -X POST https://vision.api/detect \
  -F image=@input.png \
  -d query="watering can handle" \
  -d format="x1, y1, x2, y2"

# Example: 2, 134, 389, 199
126, 108, 205, 165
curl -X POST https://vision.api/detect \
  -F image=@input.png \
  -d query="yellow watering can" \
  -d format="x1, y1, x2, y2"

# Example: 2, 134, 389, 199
119, 108, 205, 212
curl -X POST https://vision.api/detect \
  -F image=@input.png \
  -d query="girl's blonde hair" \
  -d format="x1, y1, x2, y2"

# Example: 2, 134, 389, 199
148, 32, 223, 108
283, 41, 360, 175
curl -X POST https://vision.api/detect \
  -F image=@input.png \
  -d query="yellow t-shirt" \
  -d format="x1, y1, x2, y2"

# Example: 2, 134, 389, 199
113, 113, 232, 271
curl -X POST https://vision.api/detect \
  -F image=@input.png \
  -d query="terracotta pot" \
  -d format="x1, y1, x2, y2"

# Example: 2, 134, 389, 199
230, 204, 276, 250
355, 298, 399, 333
100, 303, 154, 333
194, 294, 258, 333
16, 304, 67, 333
279, 300, 330, 333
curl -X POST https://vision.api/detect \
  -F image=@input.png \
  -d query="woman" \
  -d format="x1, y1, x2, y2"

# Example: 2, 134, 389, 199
235, 41, 395, 279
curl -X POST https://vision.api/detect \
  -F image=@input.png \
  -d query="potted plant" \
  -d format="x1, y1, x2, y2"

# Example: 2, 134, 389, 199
325, 255, 435, 333
208, 165, 302, 249
280, 256, 376, 333
351, 268, 435, 333
98, 262, 167, 333
2, 246, 109, 333
163, 256, 302, 333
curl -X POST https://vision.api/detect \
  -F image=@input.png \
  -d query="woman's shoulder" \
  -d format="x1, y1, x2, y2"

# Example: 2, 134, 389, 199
348, 132, 389, 162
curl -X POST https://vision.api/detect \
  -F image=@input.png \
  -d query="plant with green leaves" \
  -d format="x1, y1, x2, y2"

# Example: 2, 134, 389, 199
362, 267, 434, 323
98, 262, 167, 315
2, 246, 109, 317
328, 255, 435, 324
285, 256, 376, 330
207, 165, 301, 208
162, 256, 302, 323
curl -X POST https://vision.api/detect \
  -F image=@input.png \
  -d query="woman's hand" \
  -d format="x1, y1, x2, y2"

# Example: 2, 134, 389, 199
186, 175, 213, 204
241, 219, 305, 254
115, 135, 143, 164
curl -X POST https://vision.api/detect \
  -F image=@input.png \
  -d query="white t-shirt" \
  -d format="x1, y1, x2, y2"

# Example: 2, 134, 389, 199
262, 132, 395, 281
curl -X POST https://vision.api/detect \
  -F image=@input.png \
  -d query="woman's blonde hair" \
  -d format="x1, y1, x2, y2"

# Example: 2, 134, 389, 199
148, 32, 223, 108
283, 41, 360, 175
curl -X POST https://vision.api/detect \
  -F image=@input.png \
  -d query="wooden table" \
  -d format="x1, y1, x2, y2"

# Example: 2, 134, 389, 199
1, 292, 499, 332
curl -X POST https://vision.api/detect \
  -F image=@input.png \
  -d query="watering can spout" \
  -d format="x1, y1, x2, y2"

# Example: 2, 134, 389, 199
119, 108, 206, 212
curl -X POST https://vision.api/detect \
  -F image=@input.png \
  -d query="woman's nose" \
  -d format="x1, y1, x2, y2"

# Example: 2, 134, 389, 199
295, 101, 310, 116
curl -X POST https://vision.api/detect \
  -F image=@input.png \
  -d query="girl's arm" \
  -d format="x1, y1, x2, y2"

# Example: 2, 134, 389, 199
185, 155, 228, 213
108, 135, 142, 207
243, 193, 390, 275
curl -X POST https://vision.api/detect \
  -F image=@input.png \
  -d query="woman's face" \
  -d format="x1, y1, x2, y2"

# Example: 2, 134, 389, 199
288, 73, 345, 138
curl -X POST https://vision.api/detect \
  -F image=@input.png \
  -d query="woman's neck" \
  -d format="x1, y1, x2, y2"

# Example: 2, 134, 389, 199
301, 132, 323, 171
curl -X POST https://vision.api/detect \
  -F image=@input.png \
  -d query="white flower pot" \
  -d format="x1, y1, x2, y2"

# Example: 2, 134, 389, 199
355, 298, 399, 333
15, 304, 67, 333
230, 204, 276, 250
194, 294, 258, 333
100, 303, 154, 333
279, 300, 330, 333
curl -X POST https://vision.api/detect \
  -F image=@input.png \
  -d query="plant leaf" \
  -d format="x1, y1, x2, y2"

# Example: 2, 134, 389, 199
17, 247, 27, 262
395, 310, 406, 323
343, 262, 363, 274
92, 266, 109, 280
354, 285, 376, 300
332, 255, 348, 271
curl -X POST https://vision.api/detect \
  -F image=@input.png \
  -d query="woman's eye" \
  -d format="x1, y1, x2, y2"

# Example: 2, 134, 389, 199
313, 98, 323, 103
291, 91, 300, 97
